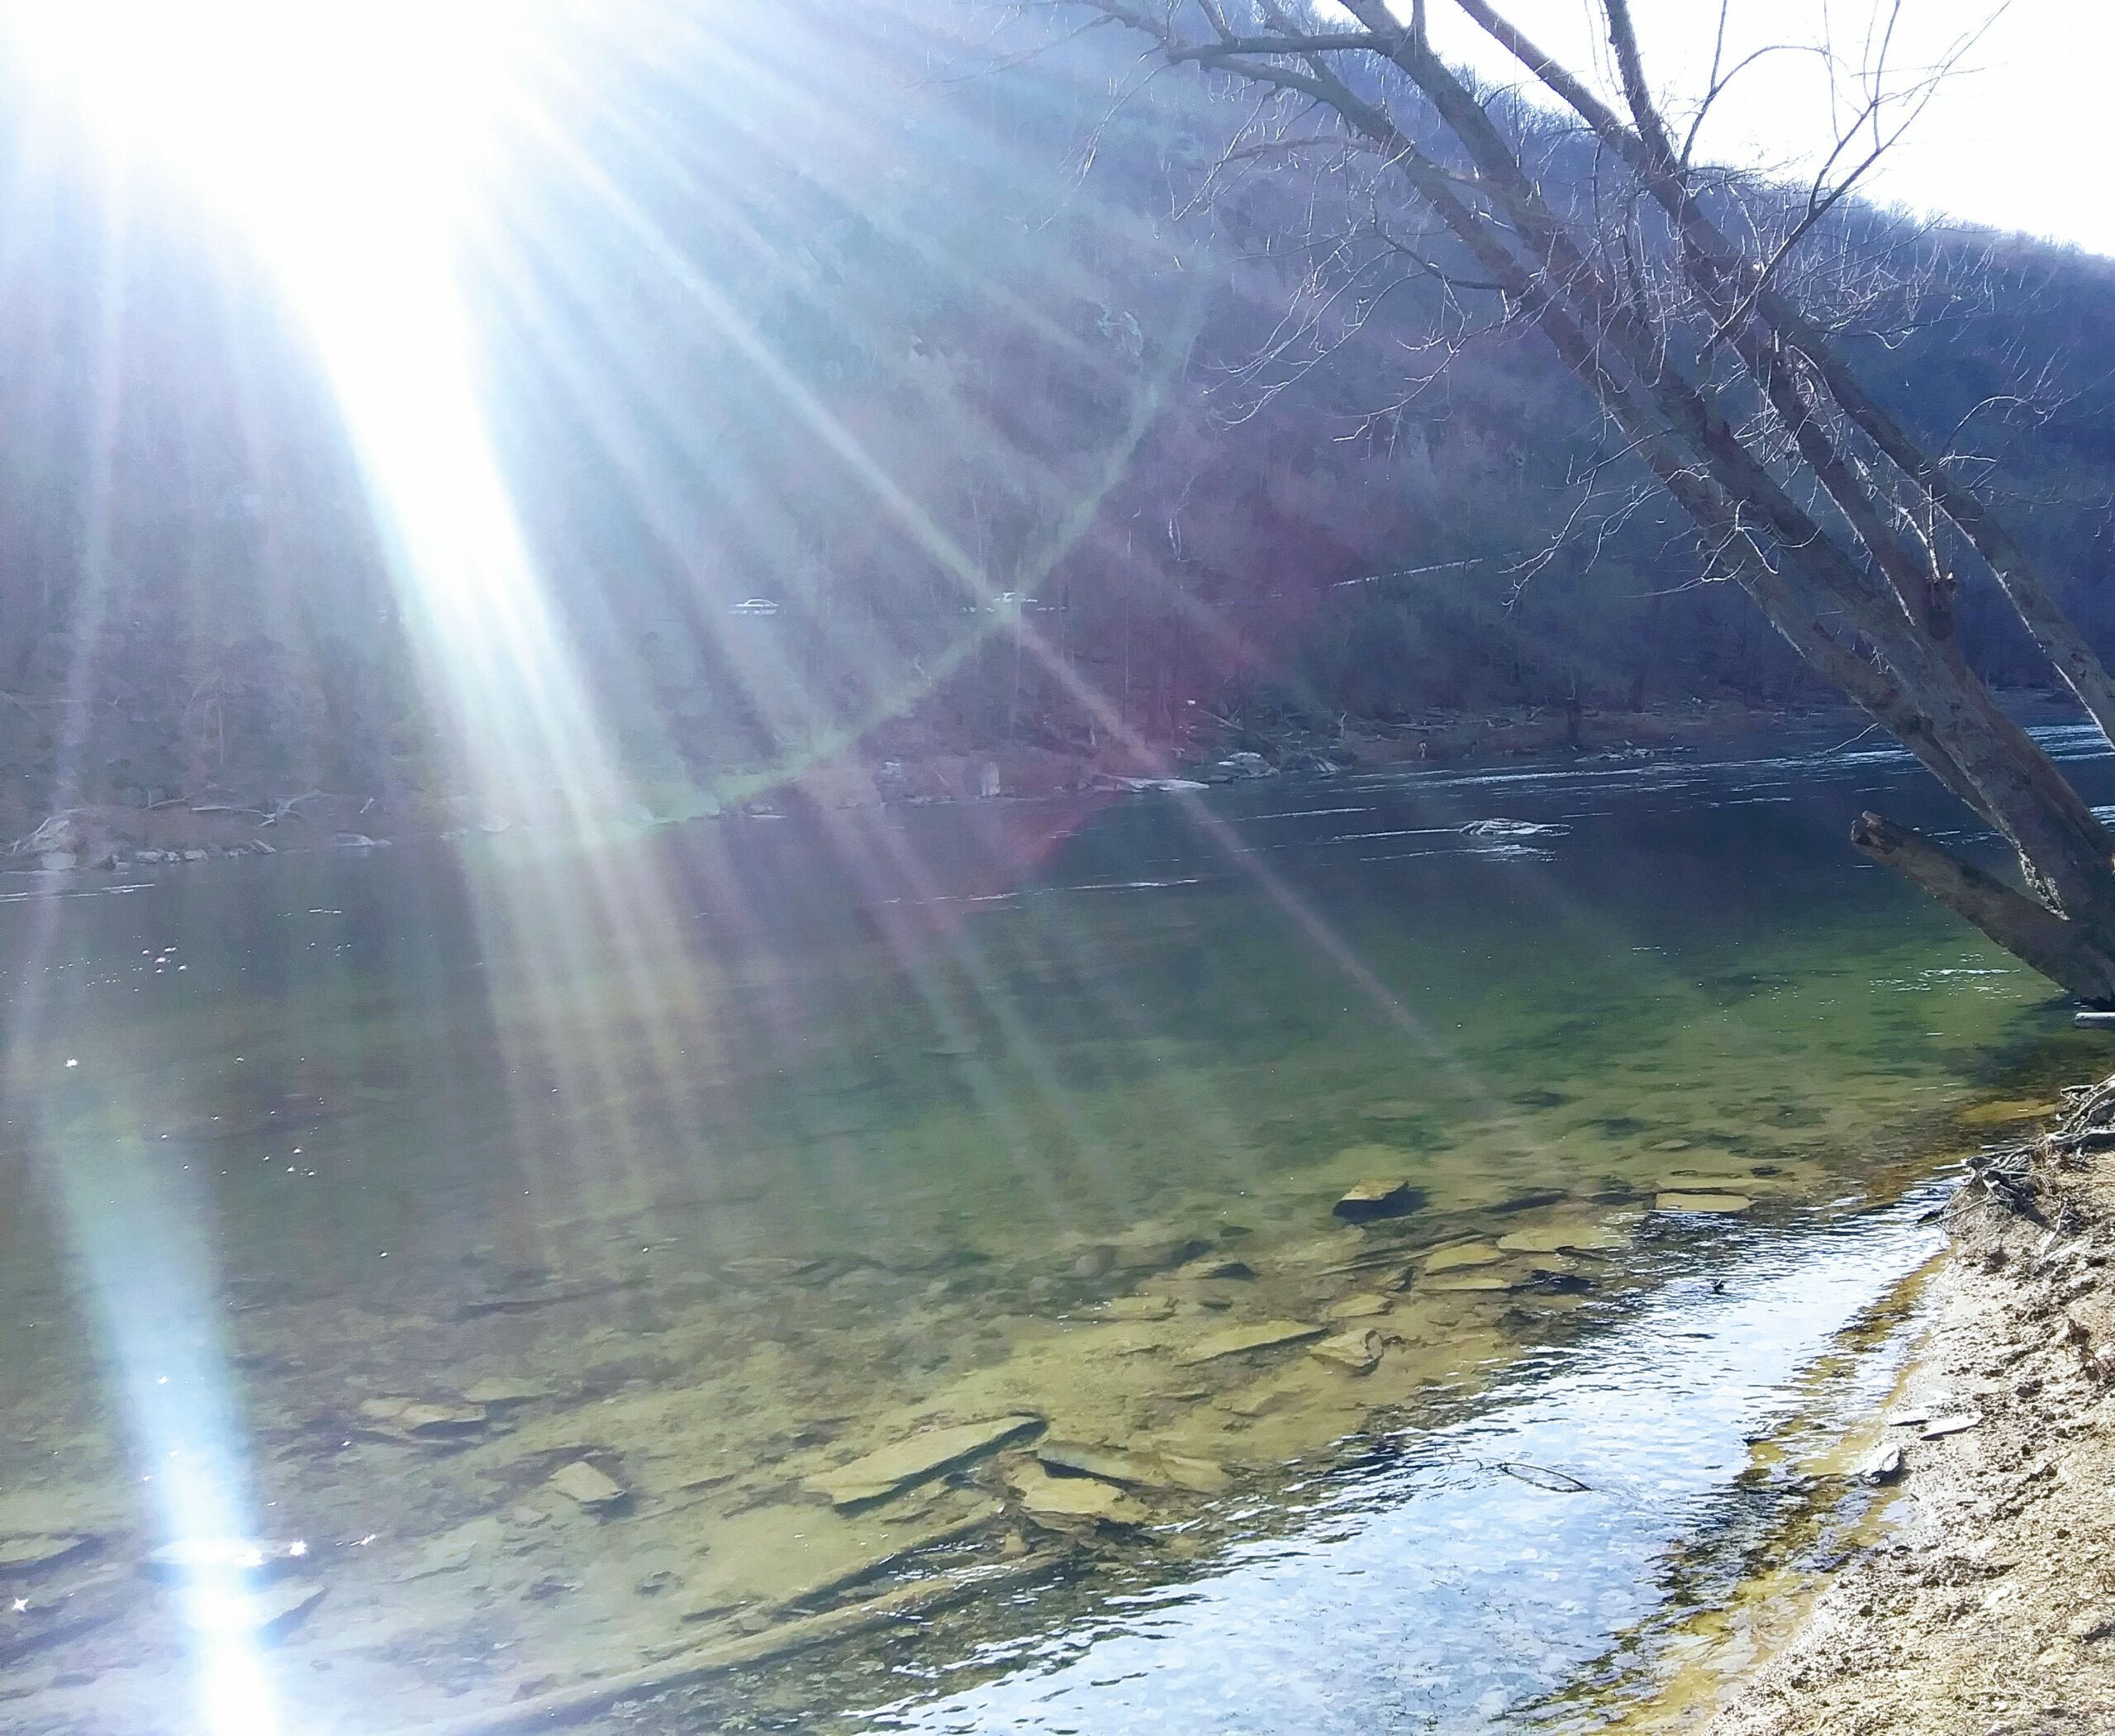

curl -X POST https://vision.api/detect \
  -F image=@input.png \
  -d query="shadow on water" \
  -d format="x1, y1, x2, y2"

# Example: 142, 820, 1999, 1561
0, 725, 2108, 1732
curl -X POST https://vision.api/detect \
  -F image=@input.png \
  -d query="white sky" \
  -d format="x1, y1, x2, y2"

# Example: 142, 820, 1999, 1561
1415, 1, 2115, 258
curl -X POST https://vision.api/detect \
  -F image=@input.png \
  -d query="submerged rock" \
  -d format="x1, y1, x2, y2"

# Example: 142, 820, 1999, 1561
1490, 1188, 1571, 1215
1178, 1254, 1256, 1282
1309, 1328, 1383, 1373
1177, 1320, 1325, 1365
459, 1377, 550, 1408
1419, 1272, 1515, 1294
1324, 1291, 1393, 1320
1035, 1441, 1228, 1495
1333, 1178, 1423, 1223
355, 1396, 488, 1443
208, 1581, 326, 1643
802, 1415, 1044, 1508
548, 1460, 630, 1513
1423, 1240, 1505, 1273
1495, 1216, 1630, 1254
1005, 1463, 1148, 1527
1653, 1191, 1753, 1215
1110, 1232, 1214, 1273
0, 1535, 95, 1579
141, 1538, 312, 1582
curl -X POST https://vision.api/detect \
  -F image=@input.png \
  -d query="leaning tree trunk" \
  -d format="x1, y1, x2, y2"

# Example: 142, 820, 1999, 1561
1073, 0, 2115, 1003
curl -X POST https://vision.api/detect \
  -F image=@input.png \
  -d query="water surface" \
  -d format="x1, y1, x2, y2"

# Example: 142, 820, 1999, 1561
0, 726, 2103, 1733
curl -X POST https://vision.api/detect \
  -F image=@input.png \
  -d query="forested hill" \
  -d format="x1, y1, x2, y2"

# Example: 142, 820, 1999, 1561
3, 5, 2113, 823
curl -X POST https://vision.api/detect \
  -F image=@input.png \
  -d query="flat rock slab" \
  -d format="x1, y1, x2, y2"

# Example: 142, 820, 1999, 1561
1922, 1412, 1983, 1439
1423, 1241, 1505, 1273
549, 1461, 630, 1511
141, 1538, 311, 1582
1178, 1256, 1255, 1281
1419, 1272, 1515, 1293
803, 1415, 1043, 1508
1309, 1328, 1383, 1373
1496, 1216, 1630, 1254
1325, 1291, 1393, 1320
1654, 1191, 1753, 1215
676, 1494, 996, 1620
1005, 1464, 1148, 1528
0, 1534, 95, 1578
357, 1396, 489, 1442
1957, 1096, 2056, 1127
460, 1378, 550, 1407
1333, 1178, 1424, 1223
1176, 1320, 1325, 1365
1035, 1441, 1228, 1495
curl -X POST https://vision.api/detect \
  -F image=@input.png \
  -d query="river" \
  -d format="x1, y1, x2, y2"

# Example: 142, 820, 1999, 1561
1, 725, 2107, 1734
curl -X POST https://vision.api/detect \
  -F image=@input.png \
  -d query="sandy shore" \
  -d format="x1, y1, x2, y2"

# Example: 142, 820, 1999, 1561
1695, 1076, 2115, 1734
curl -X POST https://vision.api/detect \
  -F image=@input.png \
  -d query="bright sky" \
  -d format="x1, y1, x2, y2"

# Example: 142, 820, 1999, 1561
1423, 1, 2115, 258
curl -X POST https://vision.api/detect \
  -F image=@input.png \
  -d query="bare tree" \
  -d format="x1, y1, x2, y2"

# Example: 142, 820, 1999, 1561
1057, 0, 2115, 1003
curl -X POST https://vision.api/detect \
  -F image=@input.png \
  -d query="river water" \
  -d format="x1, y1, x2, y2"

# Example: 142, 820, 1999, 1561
1, 725, 2107, 1734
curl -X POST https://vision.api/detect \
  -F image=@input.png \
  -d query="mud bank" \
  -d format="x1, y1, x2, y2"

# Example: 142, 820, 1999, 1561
1691, 1077, 2115, 1735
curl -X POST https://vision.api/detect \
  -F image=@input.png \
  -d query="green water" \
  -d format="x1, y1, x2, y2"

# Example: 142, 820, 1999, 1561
0, 730, 2104, 1734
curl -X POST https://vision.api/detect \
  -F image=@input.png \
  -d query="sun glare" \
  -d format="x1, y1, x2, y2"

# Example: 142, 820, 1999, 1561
4, 0, 510, 230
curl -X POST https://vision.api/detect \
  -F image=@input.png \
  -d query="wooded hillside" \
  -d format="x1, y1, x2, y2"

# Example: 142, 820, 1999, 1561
2, 5, 2110, 820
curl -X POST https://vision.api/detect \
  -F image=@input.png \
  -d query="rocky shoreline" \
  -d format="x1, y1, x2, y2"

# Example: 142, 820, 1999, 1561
1689, 1076, 2115, 1734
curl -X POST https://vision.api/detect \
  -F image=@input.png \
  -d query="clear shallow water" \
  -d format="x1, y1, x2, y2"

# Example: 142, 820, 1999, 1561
868, 1188, 1946, 1735
0, 726, 2107, 1734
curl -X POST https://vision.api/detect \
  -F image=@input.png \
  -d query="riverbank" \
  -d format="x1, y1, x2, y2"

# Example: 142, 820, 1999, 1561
1690, 1077, 2115, 1734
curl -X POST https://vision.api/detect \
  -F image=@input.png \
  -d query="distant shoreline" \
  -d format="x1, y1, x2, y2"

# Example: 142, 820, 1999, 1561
2, 691, 2094, 875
